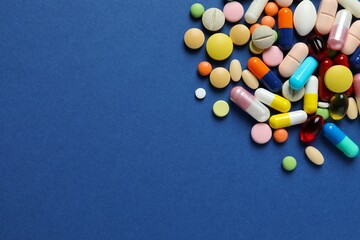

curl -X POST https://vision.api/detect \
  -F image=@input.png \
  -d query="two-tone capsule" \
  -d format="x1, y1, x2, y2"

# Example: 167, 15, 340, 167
328, 9, 352, 51
278, 7, 293, 51
303, 75, 318, 114
255, 88, 291, 112
269, 110, 307, 129
248, 57, 282, 92
230, 86, 270, 122
323, 123, 359, 158
289, 56, 318, 90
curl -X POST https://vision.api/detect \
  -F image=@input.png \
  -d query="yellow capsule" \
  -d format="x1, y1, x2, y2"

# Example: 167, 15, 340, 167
255, 88, 291, 112
269, 110, 308, 129
303, 76, 318, 114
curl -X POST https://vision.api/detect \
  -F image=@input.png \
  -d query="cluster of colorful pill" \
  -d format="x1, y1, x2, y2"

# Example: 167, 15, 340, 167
184, 1, 360, 171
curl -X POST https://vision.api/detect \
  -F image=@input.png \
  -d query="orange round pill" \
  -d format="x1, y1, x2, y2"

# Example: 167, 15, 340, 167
249, 23, 261, 34
198, 61, 212, 76
261, 16, 275, 28
265, 2, 279, 17
273, 128, 288, 143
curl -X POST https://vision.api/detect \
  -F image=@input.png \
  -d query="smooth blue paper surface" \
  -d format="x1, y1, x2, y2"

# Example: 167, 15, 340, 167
1, 0, 360, 239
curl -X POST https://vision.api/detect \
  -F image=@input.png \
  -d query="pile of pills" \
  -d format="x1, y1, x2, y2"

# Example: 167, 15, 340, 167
184, 0, 360, 172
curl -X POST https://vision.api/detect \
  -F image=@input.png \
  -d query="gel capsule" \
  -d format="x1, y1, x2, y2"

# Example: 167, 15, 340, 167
329, 93, 349, 120
289, 56, 318, 90
300, 115, 324, 142
255, 88, 291, 113
303, 75, 318, 114
307, 35, 328, 62
328, 9, 352, 51
269, 110, 307, 129
248, 57, 282, 92
230, 86, 270, 122
278, 8, 294, 51
318, 58, 334, 101
323, 123, 359, 158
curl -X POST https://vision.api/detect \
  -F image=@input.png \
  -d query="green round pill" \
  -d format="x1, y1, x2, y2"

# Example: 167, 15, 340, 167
190, 3, 205, 18
316, 108, 329, 120
282, 156, 297, 171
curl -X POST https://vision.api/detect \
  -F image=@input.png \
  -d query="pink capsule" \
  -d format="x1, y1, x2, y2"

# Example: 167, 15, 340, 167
328, 9, 352, 51
230, 86, 270, 122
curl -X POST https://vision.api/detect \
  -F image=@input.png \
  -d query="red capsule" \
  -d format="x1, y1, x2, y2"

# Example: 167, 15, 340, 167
318, 58, 334, 101
300, 115, 324, 142
333, 53, 354, 96
307, 34, 328, 62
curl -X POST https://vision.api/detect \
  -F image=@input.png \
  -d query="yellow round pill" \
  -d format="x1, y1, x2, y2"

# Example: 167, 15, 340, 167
324, 65, 353, 93
213, 100, 229, 117
249, 40, 264, 55
229, 24, 250, 46
209, 67, 231, 88
206, 33, 233, 61
184, 28, 205, 49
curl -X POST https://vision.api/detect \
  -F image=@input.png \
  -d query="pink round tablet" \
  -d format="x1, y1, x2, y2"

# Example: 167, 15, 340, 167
251, 123, 272, 144
262, 46, 284, 67
223, 2, 244, 23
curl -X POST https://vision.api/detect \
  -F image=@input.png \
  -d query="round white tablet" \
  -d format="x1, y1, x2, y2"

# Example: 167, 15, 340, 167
195, 88, 206, 100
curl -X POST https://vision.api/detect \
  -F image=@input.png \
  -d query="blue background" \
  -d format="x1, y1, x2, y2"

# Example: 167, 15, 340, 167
1, 0, 360, 239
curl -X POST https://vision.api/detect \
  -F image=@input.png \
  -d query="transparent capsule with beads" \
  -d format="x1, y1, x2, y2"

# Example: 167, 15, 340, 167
329, 93, 349, 120
300, 115, 324, 142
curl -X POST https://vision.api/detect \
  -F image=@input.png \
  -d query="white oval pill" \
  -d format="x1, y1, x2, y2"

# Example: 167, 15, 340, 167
305, 146, 324, 166
195, 88, 206, 100
282, 80, 305, 102
347, 97, 359, 120
242, 69, 259, 90
318, 102, 330, 108
294, 0, 317, 36
202, 8, 225, 32
229, 59, 242, 82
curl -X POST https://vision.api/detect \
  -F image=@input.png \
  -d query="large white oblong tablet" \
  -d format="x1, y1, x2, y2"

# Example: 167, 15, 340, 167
337, 0, 360, 19
316, 0, 338, 35
294, 0, 317, 36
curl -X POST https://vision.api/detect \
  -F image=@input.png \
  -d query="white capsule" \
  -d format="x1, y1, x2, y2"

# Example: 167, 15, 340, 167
245, 0, 269, 24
